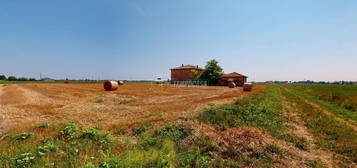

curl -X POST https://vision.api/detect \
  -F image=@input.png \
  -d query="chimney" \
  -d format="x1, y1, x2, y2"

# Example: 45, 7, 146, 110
182, 64, 184, 67
197, 65, 198, 68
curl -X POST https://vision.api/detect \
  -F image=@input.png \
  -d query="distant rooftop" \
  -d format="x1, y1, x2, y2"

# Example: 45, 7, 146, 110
42, 77, 55, 81
171, 64, 204, 70
221, 72, 247, 78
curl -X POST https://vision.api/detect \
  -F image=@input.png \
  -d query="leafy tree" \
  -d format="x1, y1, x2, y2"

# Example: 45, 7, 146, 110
199, 59, 223, 85
0, 75, 6, 80
189, 70, 201, 80
7, 76, 17, 81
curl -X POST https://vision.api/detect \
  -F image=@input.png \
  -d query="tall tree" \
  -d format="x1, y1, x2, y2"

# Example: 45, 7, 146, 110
199, 59, 223, 85
189, 69, 201, 80
7, 76, 17, 81
0, 75, 6, 80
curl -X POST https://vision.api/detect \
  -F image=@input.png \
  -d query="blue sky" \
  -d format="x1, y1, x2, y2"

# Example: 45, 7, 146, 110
0, 0, 356, 81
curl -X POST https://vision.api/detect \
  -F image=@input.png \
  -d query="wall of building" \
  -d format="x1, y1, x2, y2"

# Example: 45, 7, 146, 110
171, 69, 203, 81
220, 76, 247, 86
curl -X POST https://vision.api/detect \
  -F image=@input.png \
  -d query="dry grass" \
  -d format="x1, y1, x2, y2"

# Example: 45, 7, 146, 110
0, 83, 262, 134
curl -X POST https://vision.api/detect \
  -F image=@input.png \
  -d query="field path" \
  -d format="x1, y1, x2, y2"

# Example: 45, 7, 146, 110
281, 87, 357, 167
301, 98, 357, 132
280, 94, 335, 168
283, 87, 357, 132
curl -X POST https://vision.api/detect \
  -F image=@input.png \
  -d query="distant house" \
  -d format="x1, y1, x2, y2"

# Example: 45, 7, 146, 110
220, 72, 247, 86
171, 64, 204, 81
42, 77, 55, 82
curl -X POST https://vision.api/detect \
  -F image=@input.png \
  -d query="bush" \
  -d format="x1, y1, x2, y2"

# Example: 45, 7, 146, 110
60, 122, 79, 140
16, 133, 33, 141
14, 153, 36, 168
132, 125, 148, 136
81, 128, 99, 139
139, 136, 161, 149
155, 125, 192, 142
37, 143, 59, 156
81, 128, 112, 145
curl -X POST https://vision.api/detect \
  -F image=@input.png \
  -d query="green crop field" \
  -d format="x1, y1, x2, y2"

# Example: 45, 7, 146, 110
283, 84, 357, 121
0, 84, 356, 167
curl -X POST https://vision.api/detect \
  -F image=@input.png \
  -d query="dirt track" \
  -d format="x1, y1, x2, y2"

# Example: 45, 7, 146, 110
0, 83, 262, 133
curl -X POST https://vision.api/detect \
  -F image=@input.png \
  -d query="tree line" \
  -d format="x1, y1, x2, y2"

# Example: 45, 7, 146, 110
0, 75, 36, 81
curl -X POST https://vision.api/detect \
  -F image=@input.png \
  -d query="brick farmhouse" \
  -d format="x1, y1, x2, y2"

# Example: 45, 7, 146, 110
170, 64, 204, 81
170, 64, 248, 86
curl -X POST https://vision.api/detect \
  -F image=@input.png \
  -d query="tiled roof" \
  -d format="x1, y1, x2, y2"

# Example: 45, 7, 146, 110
221, 72, 247, 78
171, 65, 204, 70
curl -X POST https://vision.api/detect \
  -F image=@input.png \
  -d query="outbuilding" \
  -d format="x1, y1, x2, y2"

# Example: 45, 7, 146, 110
220, 72, 247, 86
42, 77, 55, 82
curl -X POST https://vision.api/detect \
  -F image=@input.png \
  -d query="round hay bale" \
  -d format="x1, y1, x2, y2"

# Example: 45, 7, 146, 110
117, 81, 124, 85
243, 83, 253, 91
228, 82, 236, 88
103, 81, 118, 91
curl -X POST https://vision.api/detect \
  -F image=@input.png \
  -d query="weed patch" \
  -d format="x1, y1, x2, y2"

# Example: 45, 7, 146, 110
38, 123, 53, 129
94, 99, 104, 103
278, 134, 308, 150
198, 87, 286, 137
16, 133, 33, 141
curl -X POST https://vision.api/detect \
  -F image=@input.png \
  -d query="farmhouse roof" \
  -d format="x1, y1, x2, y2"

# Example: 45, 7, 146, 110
221, 72, 247, 78
171, 64, 204, 70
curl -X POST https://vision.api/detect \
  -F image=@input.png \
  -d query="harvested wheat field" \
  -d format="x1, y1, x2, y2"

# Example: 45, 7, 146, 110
1, 83, 356, 168
0, 83, 261, 133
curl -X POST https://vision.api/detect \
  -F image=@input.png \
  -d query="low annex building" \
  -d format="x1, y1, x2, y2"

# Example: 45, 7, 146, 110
170, 64, 204, 81
220, 72, 247, 86
42, 77, 55, 82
